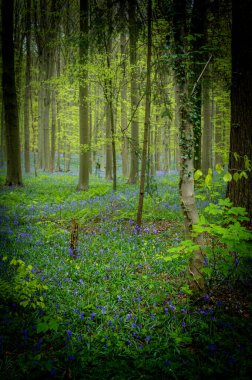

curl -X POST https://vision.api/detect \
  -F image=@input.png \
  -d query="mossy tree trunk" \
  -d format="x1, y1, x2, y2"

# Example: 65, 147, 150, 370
171, 0, 205, 291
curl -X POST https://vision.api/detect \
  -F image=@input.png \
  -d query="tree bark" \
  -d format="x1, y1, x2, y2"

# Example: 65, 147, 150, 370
171, 0, 205, 290
227, 0, 252, 223
136, 0, 152, 227
105, 102, 113, 180
201, 64, 212, 174
24, 0, 31, 173
120, 33, 129, 178
1, 0, 22, 186
128, 0, 139, 184
77, 0, 89, 191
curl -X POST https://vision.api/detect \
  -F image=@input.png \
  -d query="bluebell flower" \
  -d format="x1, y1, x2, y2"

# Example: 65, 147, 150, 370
69, 355, 75, 361
164, 359, 170, 366
208, 343, 217, 351
145, 336, 151, 342
50, 368, 56, 376
90, 312, 96, 320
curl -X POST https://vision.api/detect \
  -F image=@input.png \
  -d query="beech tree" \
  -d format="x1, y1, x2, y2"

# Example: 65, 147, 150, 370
137, 0, 152, 227
128, 0, 139, 184
169, 0, 207, 290
77, 0, 89, 191
227, 0, 252, 223
1, 0, 22, 186
24, 0, 31, 173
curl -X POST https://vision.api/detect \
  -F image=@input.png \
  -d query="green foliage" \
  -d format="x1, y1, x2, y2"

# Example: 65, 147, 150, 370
195, 199, 251, 284
0, 173, 251, 379
0, 256, 47, 309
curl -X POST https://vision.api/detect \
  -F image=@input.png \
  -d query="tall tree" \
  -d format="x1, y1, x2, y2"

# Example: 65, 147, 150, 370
77, 0, 89, 190
170, 0, 206, 290
201, 64, 212, 174
24, 0, 31, 173
136, 0, 152, 226
1, 0, 22, 186
227, 0, 252, 223
120, 32, 129, 178
128, 0, 139, 184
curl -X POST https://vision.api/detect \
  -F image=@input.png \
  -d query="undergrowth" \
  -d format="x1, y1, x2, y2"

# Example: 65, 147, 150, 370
0, 172, 251, 379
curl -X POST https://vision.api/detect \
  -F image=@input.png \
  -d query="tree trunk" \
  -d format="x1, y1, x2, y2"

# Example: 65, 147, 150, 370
201, 64, 212, 174
43, 56, 51, 171
172, 0, 205, 290
56, 48, 62, 171
193, 87, 202, 171
105, 102, 113, 180
163, 123, 170, 172
155, 116, 161, 172
24, 0, 31, 173
128, 0, 139, 184
214, 103, 223, 166
120, 33, 128, 178
136, 0, 152, 227
50, 84, 56, 172
1, 0, 22, 186
0, 99, 6, 167
227, 0, 252, 223
77, 0, 89, 191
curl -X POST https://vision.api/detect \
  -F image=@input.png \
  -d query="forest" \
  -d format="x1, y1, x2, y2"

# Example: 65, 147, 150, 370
0, 0, 252, 379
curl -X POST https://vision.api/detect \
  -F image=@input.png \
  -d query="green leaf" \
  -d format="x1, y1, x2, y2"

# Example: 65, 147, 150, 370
223, 172, 232, 182
233, 152, 240, 161
20, 300, 29, 308
240, 171, 248, 179
37, 322, 49, 333
244, 155, 251, 170
48, 320, 59, 331
205, 174, 212, 185
215, 163, 224, 174
233, 172, 240, 182
194, 169, 203, 180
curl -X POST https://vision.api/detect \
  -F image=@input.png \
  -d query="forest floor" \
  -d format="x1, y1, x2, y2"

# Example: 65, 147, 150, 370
0, 171, 252, 379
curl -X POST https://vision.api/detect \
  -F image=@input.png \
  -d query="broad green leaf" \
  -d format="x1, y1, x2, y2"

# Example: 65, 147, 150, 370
205, 174, 212, 185
223, 172, 232, 182
194, 169, 203, 180
48, 320, 59, 331
37, 322, 49, 333
215, 163, 224, 174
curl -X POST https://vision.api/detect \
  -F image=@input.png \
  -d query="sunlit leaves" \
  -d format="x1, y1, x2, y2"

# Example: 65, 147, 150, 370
223, 171, 232, 182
